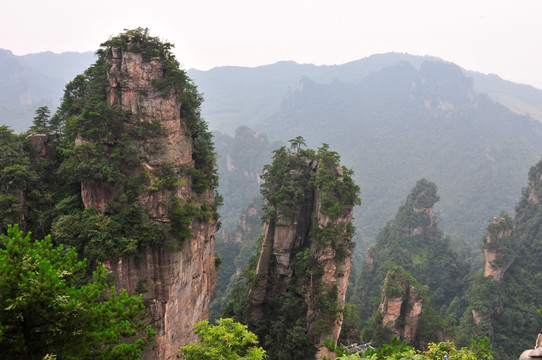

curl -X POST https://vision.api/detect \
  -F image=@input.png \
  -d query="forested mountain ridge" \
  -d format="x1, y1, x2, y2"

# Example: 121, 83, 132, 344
258, 60, 542, 244
5, 49, 540, 136
188, 52, 542, 134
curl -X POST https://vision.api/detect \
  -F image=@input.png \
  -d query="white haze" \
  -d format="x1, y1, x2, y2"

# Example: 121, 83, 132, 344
2, 0, 542, 89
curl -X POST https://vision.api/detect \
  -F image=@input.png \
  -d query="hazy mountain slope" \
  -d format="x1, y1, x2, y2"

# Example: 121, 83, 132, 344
468, 70, 542, 122
0, 49, 94, 132
213, 126, 282, 229
188, 53, 441, 134
188, 53, 542, 137
255, 60, 542, 243
22, 51, 96, 83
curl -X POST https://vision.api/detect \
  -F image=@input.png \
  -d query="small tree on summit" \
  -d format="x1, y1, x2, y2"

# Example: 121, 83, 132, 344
288, 136, 306, 152
29, 106, 51, 132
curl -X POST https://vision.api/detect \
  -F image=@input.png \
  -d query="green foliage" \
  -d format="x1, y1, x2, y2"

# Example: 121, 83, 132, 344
315, 144, 361, 218
360, 312, 396, 348
340, 337, 493, 360
338, 303, 362, 345
260, 145, 314, 219
30, 106, 52, 133
259, 293, 315, 360
288, 135, 306, 152
179, 318, 266, 360
407, 179, 439, 210
168, 199, 197, 240
0, 225, 153, 359
150, 162, 184, 192
260, 141, 360, 223
382, 264, 420, 299
0, 127, 34, 231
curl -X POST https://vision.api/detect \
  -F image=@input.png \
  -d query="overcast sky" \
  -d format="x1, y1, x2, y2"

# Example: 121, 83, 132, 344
3, 0, 542, 89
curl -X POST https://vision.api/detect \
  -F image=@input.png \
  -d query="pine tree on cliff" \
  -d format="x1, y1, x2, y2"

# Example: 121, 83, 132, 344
228, 139, 360, 359
458, 159, 542, 360
354, 179, 470, 345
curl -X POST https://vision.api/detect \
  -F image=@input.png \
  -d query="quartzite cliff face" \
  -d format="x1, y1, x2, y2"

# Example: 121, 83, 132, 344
69, 31, 219, 360
245, 145, 360, 359
378, 265, 423, 344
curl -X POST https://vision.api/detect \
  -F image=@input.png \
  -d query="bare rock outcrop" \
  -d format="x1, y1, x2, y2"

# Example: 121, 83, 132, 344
378, 265, 423, 345
25, 132, 57, 159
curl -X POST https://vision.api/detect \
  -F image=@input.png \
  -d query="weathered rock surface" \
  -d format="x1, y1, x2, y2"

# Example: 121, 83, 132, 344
379, 285, 423, 344
25, 132, 57, 159
106, 224, 217, 360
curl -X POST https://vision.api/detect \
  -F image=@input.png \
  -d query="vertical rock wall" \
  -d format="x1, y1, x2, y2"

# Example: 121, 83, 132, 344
85, 37, 218, 360
246, 154, 357, 359
378, 285, 423, 344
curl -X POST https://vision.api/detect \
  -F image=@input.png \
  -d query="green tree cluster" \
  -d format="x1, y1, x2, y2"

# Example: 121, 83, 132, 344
179, 318, 266, 360
0, 225, 153, 359
330, 337, 492, 360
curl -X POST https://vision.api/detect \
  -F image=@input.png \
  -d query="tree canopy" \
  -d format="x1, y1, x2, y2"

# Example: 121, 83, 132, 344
0, 225, 153, 359
179, 318, 267, 360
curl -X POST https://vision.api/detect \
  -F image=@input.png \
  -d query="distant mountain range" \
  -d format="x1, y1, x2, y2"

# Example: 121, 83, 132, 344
0, 49, 95, 132
188, 53, 542, 134
2, 50, 542, 134
189, 54, 542, 248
